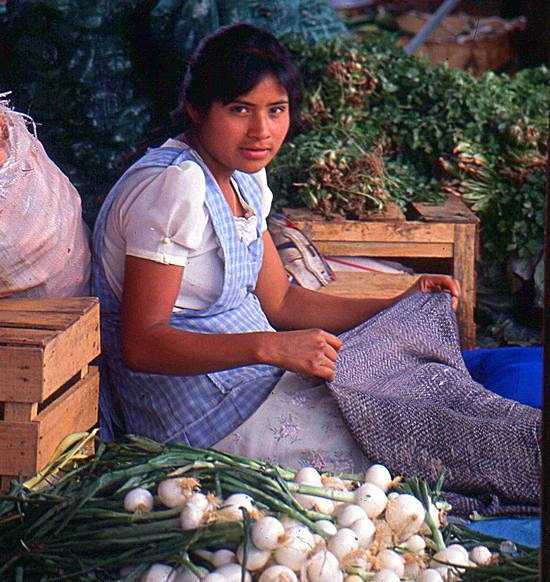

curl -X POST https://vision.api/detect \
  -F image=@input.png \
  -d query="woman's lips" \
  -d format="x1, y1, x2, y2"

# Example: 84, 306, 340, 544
240, 147, 271, 160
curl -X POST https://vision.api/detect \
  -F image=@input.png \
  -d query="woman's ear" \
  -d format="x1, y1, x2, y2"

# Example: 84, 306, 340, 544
186, 103, 202, 125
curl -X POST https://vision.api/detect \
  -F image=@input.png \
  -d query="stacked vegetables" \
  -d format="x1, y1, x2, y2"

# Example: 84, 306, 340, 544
0, 436, 538, 580
268, 33, 548, 265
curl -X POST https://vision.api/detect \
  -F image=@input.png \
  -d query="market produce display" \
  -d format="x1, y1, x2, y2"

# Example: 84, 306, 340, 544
0, 435, 538, 580
268, 32, 548, 268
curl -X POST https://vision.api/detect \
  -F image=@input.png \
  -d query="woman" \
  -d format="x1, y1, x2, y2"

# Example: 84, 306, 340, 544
92, 23, 460, 470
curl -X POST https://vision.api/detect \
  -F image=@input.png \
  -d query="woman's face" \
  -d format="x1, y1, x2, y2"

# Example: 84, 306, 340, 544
188, 74, 290, 185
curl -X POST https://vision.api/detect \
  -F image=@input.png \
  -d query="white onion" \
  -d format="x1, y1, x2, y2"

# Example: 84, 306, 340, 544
364, 464, 393, 492
344, 576, 363, 582
124, 487, 154, 513
295, 467, 323, 487
336, 504, 367, 527
258, 565, 298, 582
403, 559, 421, 579
377, 549, 405, 577
174, 566, 202, 582
274, 525, 315, 571
372, 569, 400, 582
435, 566, 460, 581
180, 504, 205, 530
384, 493, 425, 540
315, 519, 338, 537
416, 568, 444, 582
430, 546, 470, 570
211, 549, 237, 568
209, 563, 251, 582
186, 492, 209, 512
202, 574, 225, 582
237, 542, 272, 571
306, 550, 343, 582
400, 534, 426, 553
224, 493, 254, 510
281, 517, 303, 531
141, 564, 176, 582
157, 479, 194, 509
447, 544, 469, 559
350, 517, 375, 549
252, 516, 285, 550
294, 494, 334, 515
353, 483, 387, 518
469, 545, 492, 566
327, 527, 359, 561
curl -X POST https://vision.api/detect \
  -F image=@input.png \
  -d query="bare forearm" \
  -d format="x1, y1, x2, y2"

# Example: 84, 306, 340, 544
123, 325, 273, 376
267, 284, 398, 335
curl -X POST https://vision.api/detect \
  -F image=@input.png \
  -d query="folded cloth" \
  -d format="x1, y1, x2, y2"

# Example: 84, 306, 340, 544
329, 291, 541, 518
462, 346, 542, 409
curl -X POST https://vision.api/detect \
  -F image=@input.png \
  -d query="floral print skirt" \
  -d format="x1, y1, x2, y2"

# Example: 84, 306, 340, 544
214, 371, 371, 474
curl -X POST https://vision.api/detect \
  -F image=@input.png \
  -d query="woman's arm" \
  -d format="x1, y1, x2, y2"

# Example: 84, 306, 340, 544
254, 231, 461, 335
121, 255, 341, 380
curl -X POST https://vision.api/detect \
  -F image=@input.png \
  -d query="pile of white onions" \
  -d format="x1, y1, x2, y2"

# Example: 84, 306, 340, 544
122, 464, 496, 581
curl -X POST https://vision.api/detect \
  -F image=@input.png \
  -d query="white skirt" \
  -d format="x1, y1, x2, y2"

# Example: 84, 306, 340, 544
214, 371, 371, 474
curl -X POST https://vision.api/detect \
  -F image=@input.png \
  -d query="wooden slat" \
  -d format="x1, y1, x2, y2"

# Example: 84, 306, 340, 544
453, 223, 478, 350
0, 297, 98, 315
0, 367, 99, 476
320, 271, 420, 299
0, 311, 80, 331
0, 327, 58, 347
0, 345, 45, 402
36, 367, 99, 469
410, 195, 479, 224
315, 241, 454, 258
4, 402, 38, 421
283, 211, 456, 243
0, 420, 39, 475
42, 302, 100, 401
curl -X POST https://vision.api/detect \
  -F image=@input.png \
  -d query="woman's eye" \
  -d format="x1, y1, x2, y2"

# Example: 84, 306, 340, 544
270, 106, 286, 115
230, 106, 248, 114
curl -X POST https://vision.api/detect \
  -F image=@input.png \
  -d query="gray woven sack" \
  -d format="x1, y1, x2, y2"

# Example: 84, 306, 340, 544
329, 291, 541, 517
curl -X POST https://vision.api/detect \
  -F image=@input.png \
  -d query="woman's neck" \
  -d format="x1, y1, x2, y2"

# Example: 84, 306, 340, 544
178, 130, 233, 191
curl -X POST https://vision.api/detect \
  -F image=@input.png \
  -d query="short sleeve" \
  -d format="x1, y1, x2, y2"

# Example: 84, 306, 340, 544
123, 161, 208, 266
250, 168, 273, 232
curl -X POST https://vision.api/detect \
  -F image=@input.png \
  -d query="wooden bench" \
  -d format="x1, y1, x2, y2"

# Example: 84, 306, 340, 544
0, 297, 100, 491
283, 195, 479, 350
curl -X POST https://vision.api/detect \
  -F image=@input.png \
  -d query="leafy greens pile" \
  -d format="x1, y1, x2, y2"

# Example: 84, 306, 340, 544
268, 32, 548, 266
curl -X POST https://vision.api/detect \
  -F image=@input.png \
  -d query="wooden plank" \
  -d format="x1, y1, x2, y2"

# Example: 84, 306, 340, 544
36, 367, 99, 470
298, 221, 455, 244
4, 402, 38, 421
283, 202, 406, 223
453, 223, 478, 350
0, 367, 99, 477
0, 297, 98, 314
315, 241, 454, 258
0, 311, 80, 331
366, 201, 406, 221
0, 328, 58, 347
410, 195, 479, 224
42, 302, 100, 400
0, 346, 45, 402
320, 271, 420, 299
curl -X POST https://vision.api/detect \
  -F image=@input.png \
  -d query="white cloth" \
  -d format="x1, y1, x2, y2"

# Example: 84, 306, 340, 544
102, 139, 273, 310
215, 371, 372, 474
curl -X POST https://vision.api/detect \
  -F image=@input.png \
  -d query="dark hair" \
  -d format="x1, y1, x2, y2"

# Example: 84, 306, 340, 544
172, 23, 302, 136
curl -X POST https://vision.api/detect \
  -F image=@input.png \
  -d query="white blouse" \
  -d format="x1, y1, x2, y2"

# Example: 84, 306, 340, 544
102, 139, 273, 310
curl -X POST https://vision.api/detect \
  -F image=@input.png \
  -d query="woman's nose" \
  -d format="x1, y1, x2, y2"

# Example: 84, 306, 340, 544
248, 112, 271, 139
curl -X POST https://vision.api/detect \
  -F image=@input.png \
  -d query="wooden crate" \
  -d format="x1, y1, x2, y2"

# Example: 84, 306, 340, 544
0, 297, 100, 490
283, 196, 479, 349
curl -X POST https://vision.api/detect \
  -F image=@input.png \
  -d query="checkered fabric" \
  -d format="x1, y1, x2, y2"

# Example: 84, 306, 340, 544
92, 144, 283, 445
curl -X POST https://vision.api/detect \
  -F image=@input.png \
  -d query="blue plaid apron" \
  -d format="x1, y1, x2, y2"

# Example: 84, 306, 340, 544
92, 144, 283, 446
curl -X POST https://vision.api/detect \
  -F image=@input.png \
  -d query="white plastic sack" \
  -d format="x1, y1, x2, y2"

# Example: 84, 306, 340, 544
0, 99, 91, 297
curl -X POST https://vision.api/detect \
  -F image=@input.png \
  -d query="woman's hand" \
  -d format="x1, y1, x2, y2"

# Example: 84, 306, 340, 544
259, 329, 342, 382
401, 274, 461, 311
